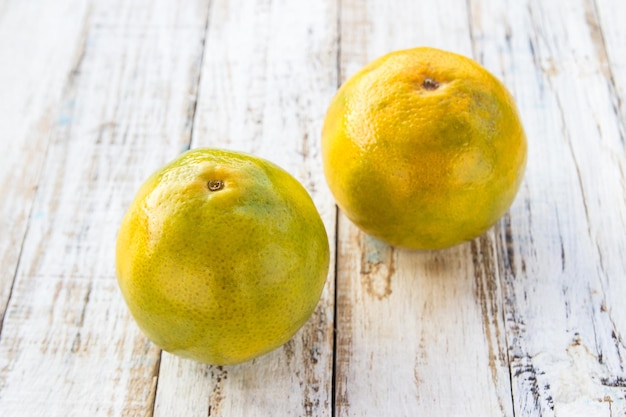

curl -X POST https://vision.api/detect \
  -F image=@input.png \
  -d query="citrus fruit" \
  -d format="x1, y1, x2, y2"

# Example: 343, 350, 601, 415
322, 47, 527, 249
115, 148, 330, 365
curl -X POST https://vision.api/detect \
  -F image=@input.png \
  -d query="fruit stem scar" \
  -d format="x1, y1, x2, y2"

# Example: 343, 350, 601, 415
208, 180, 224, 191
422, 78, 440, 90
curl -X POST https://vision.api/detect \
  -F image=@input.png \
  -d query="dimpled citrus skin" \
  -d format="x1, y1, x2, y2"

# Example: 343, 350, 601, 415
322, 47, 527, 249
116, 148, 329, 365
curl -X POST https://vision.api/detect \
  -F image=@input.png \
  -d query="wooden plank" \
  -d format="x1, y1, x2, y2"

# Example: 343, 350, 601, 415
595, 0, 626, 134
0, 0, 210, 415
152, 1, 338, 416
334, 1, 514, 416
468, 0, 626, 415
0, 0, 91, 327
594, 0, 626, 393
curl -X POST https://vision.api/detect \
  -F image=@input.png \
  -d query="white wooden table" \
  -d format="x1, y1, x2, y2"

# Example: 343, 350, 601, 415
1, 0, 625, 416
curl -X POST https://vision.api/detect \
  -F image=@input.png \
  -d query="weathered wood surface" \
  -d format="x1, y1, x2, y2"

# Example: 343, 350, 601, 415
0, 0, 624, 416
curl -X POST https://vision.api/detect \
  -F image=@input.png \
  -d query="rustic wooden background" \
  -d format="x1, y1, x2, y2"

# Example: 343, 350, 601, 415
1, 0, 625, 416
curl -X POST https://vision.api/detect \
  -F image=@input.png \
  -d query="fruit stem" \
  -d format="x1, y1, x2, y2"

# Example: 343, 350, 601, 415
208, 180, 224, 191
422, 78, 440, 90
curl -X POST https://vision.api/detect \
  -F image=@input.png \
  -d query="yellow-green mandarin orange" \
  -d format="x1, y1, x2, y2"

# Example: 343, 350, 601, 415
322, 47, 527, 249
116, 148, 329, 365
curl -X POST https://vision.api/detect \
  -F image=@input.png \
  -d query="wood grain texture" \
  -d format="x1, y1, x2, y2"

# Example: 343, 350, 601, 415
0, 0, 210, 415
0, 0, 91, 329
469, 0, 626, 415
153, 1, 338, 416
334, 1, 514, 416
594, 1, 626, 393
595, 0, 626, 136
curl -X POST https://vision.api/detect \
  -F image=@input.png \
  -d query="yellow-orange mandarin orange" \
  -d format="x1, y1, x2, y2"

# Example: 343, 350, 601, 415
322, 47, 527, 249
116, 149, 329, 365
